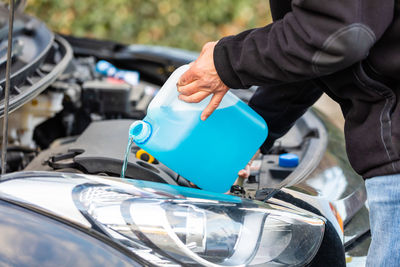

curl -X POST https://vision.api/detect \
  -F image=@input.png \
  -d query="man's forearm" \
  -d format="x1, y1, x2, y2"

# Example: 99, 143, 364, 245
214, 0, 394, 89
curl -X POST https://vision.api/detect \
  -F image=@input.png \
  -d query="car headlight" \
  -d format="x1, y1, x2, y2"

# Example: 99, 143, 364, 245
74, 182, 325, 266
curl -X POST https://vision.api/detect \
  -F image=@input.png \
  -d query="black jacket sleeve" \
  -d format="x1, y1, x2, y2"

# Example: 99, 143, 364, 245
249, 81, 323, 153
214, 0, 394, 88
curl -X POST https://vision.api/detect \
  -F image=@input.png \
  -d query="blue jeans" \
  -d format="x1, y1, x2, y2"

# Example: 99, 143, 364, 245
366, 174, 400, 267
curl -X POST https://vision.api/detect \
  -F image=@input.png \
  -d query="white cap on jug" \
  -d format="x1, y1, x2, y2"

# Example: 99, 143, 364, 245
129, 121, 152, 144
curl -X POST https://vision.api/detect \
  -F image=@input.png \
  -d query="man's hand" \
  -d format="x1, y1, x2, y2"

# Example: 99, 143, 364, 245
238, 149, 261, 179
177, 41, 229, 121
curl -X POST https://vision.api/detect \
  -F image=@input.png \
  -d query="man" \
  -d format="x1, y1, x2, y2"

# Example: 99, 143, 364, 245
177, 0, 400, 266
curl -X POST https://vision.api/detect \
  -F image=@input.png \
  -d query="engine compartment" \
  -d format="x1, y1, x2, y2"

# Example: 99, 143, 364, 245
2, 36, 325, 198
25, 120, 184, 186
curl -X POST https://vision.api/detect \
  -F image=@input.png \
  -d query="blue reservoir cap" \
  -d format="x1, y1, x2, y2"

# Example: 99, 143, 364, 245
279, 153, 299, 168
95, 60, 116, 76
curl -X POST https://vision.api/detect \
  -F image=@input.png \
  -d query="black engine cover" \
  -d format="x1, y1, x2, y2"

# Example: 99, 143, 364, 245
25, 120, 180, 185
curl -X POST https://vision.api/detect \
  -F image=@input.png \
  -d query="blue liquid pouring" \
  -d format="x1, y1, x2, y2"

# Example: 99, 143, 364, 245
121, 136, 134, 178
134, 100, 267, 193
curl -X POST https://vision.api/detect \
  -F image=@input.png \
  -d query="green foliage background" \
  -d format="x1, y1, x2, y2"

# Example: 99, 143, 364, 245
26, 0, 271, 51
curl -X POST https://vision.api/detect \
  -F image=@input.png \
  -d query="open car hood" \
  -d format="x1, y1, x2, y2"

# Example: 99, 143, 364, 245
0, 5, 72, 117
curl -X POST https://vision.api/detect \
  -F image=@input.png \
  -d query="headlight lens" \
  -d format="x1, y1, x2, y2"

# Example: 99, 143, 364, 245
74, 183, 325, 266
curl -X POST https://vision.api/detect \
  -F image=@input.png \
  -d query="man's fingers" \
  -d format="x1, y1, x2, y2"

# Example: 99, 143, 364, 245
238, 170, 247, 178
177, 80, 200, 96
238, 170, 249, 179
238, 164, 251, 179
201, 92, 224, 121
178, 91, 210, 103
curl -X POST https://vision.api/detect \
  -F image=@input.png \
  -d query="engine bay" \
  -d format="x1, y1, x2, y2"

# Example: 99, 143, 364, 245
1, 34, 324, 198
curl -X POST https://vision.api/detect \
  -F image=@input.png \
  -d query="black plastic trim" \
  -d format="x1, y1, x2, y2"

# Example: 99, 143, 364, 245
0, 8, 54, 90
0, 35, 72, 118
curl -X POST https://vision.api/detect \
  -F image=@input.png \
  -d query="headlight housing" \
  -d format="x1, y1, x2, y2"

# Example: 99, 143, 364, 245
74, 181, 325, 266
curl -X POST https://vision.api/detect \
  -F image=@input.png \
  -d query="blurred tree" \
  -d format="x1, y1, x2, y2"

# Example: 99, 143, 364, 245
26, 0, 272, 51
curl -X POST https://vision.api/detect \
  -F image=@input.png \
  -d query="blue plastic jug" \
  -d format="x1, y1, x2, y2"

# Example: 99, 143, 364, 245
129, 65, 267, 193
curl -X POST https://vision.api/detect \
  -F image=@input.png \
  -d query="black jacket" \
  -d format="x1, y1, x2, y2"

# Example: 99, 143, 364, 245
214, 0, 400, 179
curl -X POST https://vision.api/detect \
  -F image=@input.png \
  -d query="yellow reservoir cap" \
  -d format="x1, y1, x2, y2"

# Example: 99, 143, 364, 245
136, 149, 155, 164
